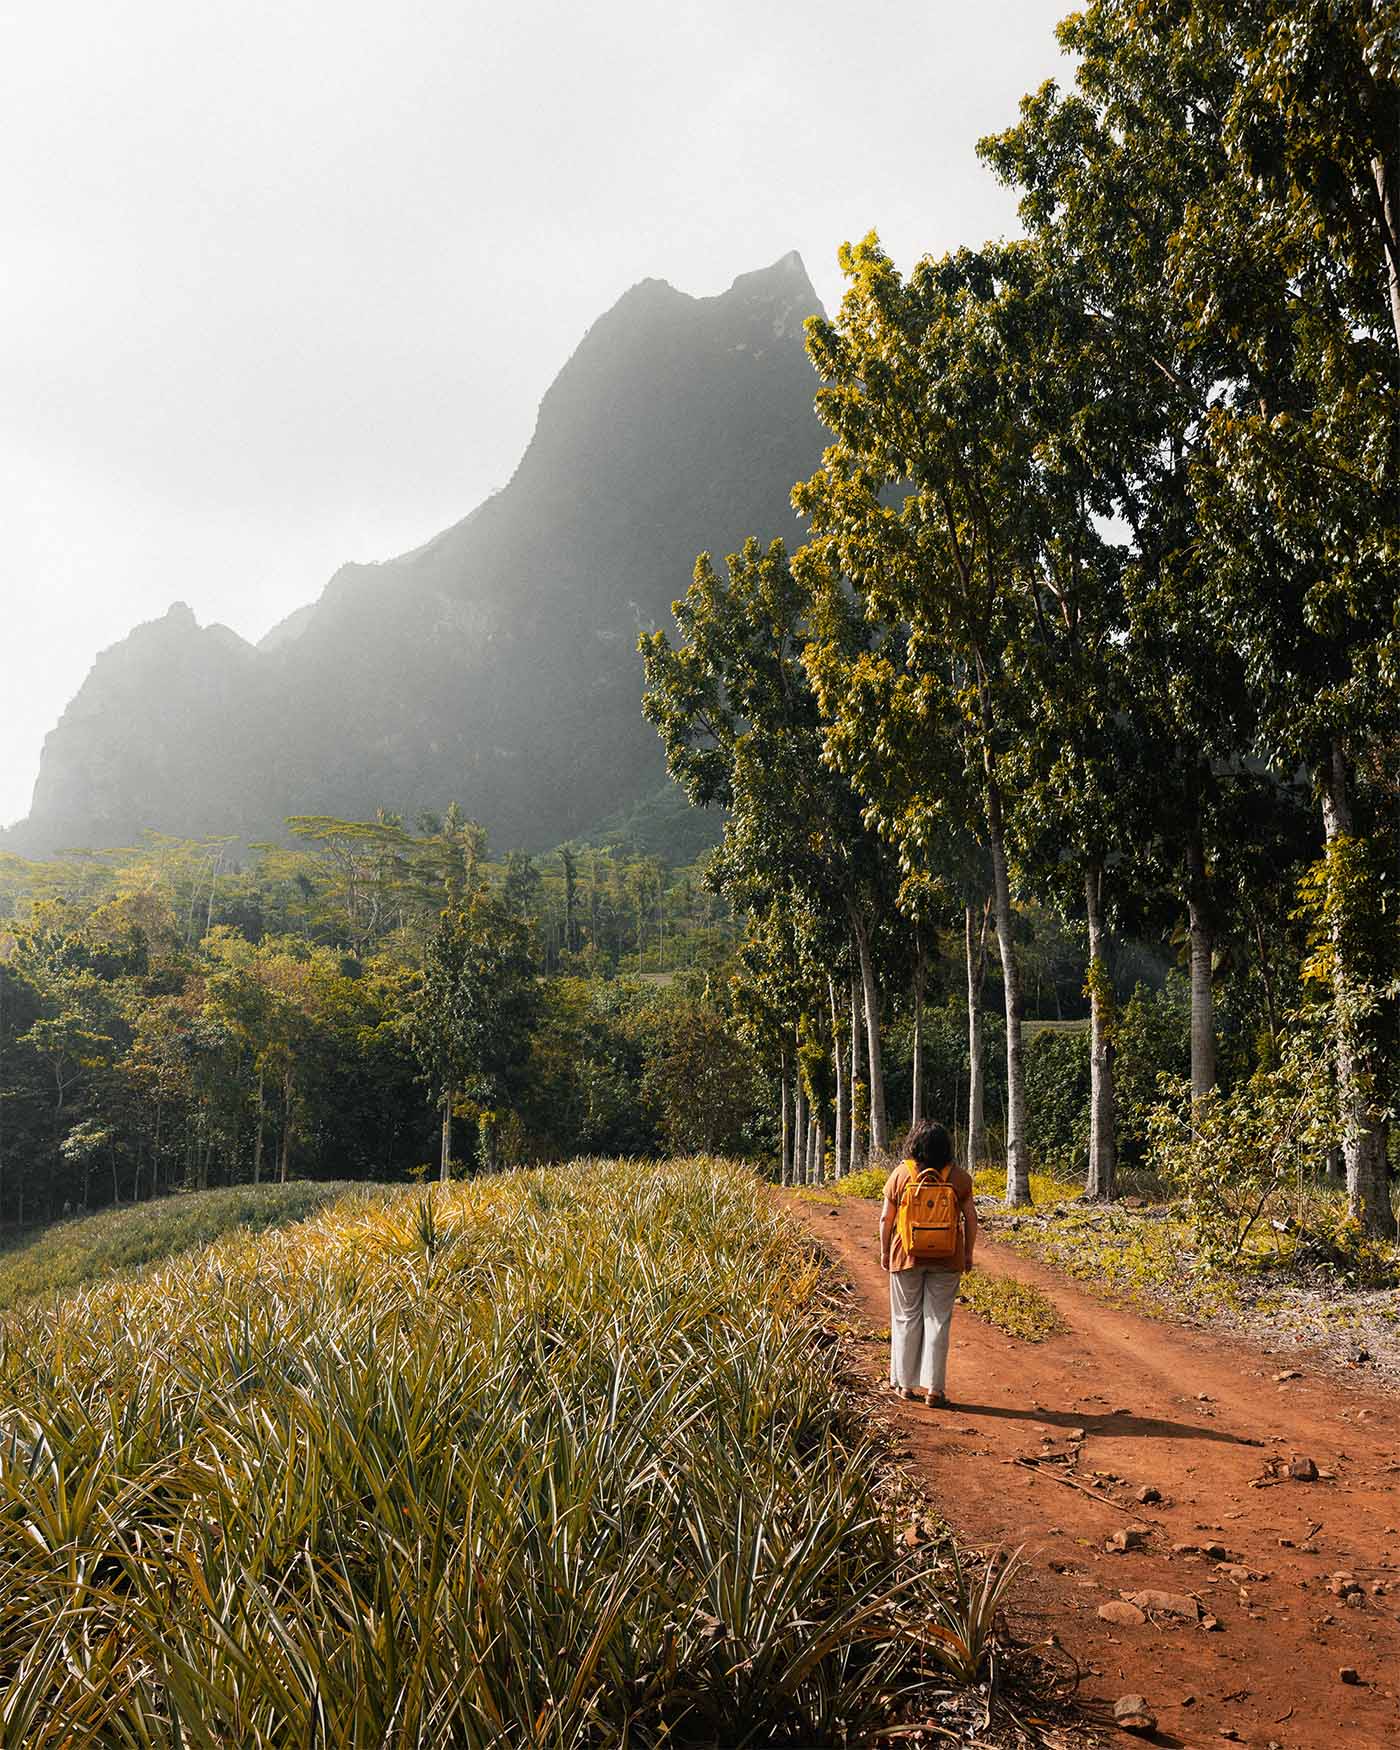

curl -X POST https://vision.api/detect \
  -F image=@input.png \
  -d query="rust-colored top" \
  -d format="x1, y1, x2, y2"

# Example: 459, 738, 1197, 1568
882, 1159, 974, 1273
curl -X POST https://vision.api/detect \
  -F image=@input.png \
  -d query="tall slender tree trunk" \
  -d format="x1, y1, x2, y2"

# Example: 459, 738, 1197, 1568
1374, 149, 1400, 359
794, 1082, 808, 1186
1084, 863, 1117, 1201
850, 912, 888, 1156
440, 1096, 453, 1184
814, 1119, 825, 1186
1186, 819, 1216, 1104
1319, 744, 1392, 1235
829, 980, 849, 1179
849, 973, 865, 1172
910, 943, 926, 1128
986, 773, 1031, 1205
965, 901, 989, 1173
779, 1052, 792, 1186
252, 1073, 265, 1186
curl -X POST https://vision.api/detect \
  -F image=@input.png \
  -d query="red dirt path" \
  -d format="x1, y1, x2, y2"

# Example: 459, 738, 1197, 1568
793, 1195, 1400, 1750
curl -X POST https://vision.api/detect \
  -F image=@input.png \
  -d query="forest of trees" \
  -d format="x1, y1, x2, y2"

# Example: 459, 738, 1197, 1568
0, 819, 760, 1221
642, 0, 1400, 1237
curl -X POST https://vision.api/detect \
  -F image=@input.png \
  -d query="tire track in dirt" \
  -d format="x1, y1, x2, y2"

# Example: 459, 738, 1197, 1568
792, 1195, 1400, 1749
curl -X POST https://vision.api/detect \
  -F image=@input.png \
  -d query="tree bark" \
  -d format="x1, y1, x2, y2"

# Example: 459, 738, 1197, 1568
1186, 819, 1216, 1104
794, 1082, 808, 1186
1318, 744, 1392, 1235
849, 973, 865, 1172
439, 1096, 452, 1184
965, 901, 989, 1173
986, 773, 1031, 1205
814, 1119, 825, 1186
910, 943, 926, 1128
850, 912, 888, 1157
252, 1073, 265, 1186
829, 980, 849, 1180
779, 1052, 792, 1186
1374, 149, 1400, 361
1084, 862, 1118, 1201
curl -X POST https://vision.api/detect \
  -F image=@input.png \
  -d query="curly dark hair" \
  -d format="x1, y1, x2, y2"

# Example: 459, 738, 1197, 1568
902, 1120, 953, 1169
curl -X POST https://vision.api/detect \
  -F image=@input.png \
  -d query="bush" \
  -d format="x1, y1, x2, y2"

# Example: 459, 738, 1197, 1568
1148, 1022, 1337, 1270
1023, 1029, 1090, 1170
1115, 980, 1191, 1165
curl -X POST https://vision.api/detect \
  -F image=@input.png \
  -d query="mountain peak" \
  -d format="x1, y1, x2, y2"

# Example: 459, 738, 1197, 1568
727, 249, 813, 296
8, 251, 829, 856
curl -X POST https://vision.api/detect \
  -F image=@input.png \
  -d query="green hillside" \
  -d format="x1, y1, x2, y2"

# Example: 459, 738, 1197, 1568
0, 1182, 372, 1311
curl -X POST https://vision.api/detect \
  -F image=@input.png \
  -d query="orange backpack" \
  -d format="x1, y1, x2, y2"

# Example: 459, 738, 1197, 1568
895, 1159, 960, 1265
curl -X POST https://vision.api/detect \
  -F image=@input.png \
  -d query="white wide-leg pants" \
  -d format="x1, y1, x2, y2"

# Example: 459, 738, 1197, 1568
888, 1267, 960, 1393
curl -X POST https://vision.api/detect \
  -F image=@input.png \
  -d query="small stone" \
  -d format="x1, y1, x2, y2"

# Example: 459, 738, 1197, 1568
1201, 1615, 1222, 1631
1273, 1369, 1303, 1382
1122, 1589, 1201, 1620
1068, 1426, 1087, 1440
1278, 1536, 1295, 1547
1216, 1563, 1268, 1583
1136, 1484, 1162, 1504
1339, 1667, 1360, 1685
1288, 1455, 1319, 1481
1197, 1392, 1213, 1402
1113, 1694, 1157, 1734
1109, 1528, 1149, 1552
1099, 1600, 1148, 1627
1327, 1573, 1362, 1598
1371, 1581, 1387, 1596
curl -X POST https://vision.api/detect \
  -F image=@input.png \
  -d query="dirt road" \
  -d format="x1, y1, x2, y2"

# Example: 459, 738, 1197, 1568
795, 1196, 1400, 1749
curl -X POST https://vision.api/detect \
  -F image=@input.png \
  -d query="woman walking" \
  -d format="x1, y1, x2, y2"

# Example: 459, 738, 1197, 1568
879, 1120, 978, 1407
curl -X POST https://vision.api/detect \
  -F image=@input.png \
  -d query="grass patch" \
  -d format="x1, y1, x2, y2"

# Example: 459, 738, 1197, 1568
794, 1164, 888, 1202
0, 1156, 1001, 1745
991, 1201, 1228, 1320
0, 1181, 371, 1311
973, 1164, 1085, 1206
957, 1268, 1064, 1341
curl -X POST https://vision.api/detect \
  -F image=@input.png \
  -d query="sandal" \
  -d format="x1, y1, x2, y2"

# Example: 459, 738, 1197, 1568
925, 1390, 947, 1408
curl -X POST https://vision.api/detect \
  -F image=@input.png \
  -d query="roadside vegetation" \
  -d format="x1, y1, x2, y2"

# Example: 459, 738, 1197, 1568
0, 1157, 1031, 1746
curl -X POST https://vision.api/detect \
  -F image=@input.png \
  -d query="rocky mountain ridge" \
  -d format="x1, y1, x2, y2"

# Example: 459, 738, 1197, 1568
7, 251, 825, 856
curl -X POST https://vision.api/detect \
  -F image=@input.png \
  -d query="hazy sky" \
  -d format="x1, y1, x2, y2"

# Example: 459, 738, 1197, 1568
2, 0, 1070, 829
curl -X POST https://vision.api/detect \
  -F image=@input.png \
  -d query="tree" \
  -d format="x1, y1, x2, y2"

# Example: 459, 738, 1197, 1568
641, 537, 898, 1157
409, 890, 540, 1180
796, 236, 1129, 1203
1021, 0, 1400, 1230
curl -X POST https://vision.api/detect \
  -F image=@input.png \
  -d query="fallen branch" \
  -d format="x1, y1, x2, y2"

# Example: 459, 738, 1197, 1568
1004, 1457, 1154, 1521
